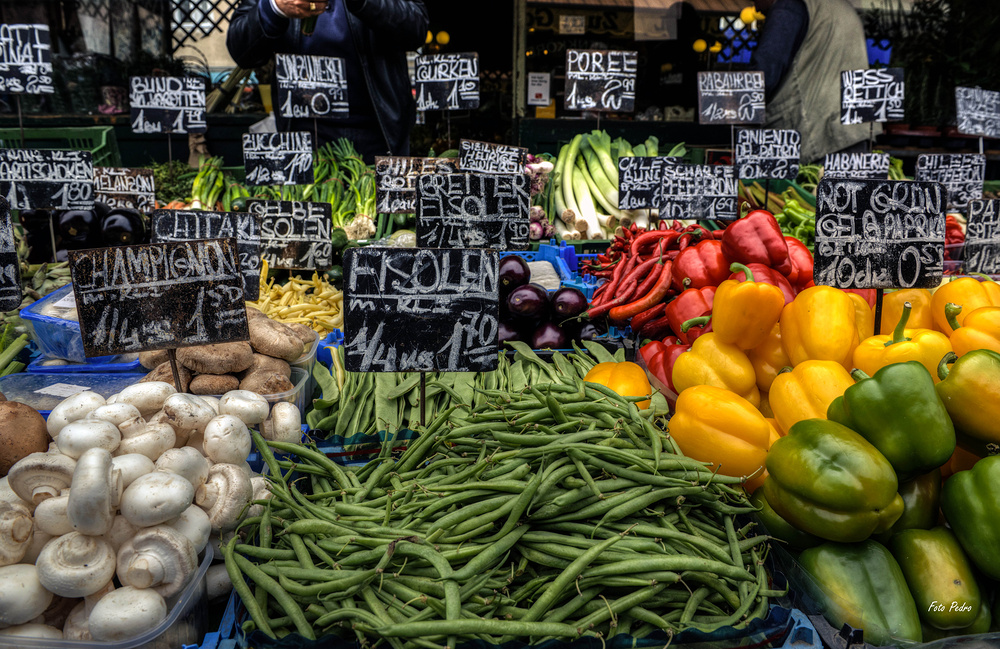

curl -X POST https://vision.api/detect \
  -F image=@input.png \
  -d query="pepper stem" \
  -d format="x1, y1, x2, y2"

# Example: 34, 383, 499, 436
945, 303, 963, 332
778, 366, 794, 375
850, 368, 870, 382
729, 262, 754, 282
680, 315, 711, 333
884, 301, 912, 347
938, 352, 958, 381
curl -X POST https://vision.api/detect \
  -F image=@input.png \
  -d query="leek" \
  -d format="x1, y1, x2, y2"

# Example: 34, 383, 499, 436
588, 131, 620, 187
570, 163, 602, 239
552, 143, 575, 226
611, 136, 633, 160
632, 143, 647, 157
667, 141, 687, 158
576, 153, 624, 220
646, 136, 660, 157
561, 135, 584, 227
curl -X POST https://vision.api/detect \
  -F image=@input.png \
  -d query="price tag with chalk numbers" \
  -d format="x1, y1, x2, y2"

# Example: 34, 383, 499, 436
735, 128, 801, 180
276, 53, 348, 119
0, 149, 94, 211
914, 153, 985, 212
0, 197, 22, 312
565, 49, 637, 113
955, 87, 1000, 139
416, 172, 530, 250
0, 24, 54, 94
130, 76, 207, 134
697, 71, 765, 125
415, 53, 480, 111
242, 132, 314, 186
963, 199, 1000, 276
840, 68, 904, 124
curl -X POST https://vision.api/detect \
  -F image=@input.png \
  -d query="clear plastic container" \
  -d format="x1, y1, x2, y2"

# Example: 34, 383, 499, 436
213, 366, 309, 415
27, 353, 143, 374
19, 284, 117, 364
290, 330, 319, 399
0, 372, 147, 416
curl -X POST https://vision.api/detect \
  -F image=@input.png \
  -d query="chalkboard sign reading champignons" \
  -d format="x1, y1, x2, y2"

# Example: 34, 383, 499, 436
416, 173, 530, 250
955, 87, 1000, 139
0, 198, 22, 312
564, 49, 637, 112
0, 24, 53, 94
822, 152, 890, 180
245, 200, 333, 270
68, 238, 249, 357
276, 53, 348, 118
459, 140, 528, 175
415, 53, 479, 111
375, 157, 457, 214
660, 163, 738, 221
0, 149, 94, 211
697, 71, 765, 125
344, 247, 499, 372
840, 68, 904, 124
242, 132, 314, 186
617, 156, 674, 210
914, 153, 985, 212
130, 76, 207, 134
94, 168, 156, 212
735, 129, 800, 180
963, 199, 1000, 275
814, 178, 945, 289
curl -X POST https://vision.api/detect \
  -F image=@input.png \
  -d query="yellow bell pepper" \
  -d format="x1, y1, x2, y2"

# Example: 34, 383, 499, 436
854, 301, 953, 381
848, 292, 875, 342
748, 323, 792, 393
780, 286, 860, 369
584, 361, 651, 409
672, 332, 760, 407
945, 305, 1000, 357
769, 360, 855, 434
670, 385, 771, 478
931, 277, 1000, 334
744, 422, 783, 492
713, 263, 786, 350
758, 390, 774, 418
881, 289, 934, 333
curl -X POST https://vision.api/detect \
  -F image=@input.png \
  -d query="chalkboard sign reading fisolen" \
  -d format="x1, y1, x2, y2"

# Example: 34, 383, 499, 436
914, 153, 985, 212
94, 168, 156, 212
0, 149, 94, 211
245, 200, 333, 270
69, 239, 249, 357
0, 198, 22, 312
822, 153, 890, 180
964, 200, 1000, 275
415, 53, 480, 111
617, 156, 674, 210
129, 76, 207, 134
955, 87, 1000, 139
840, 68, 904, 125
375, 157, 458, 214
735, 129, 800, 180
564, 49, 637, 112
814, 179, 945, 289
343, 247, 499, 372
276, 53, 348, 118
459, 140, 527, 175
660, 163, 738, 221
416, 173, 530, 250
697, 71, 765, 125
0, 24, 54, 94
242, 132, 314, 186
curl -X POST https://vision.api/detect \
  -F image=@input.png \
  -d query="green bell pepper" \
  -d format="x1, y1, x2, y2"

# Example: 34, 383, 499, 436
749, 486, 821, 551
920, 599, 992, 641
798, 540, 922, 646
937, 351, 1000, 456
940, 454, 1000, 580
764, 419, 903, 543
877, 469, 942, 542
828, 361, 955, 482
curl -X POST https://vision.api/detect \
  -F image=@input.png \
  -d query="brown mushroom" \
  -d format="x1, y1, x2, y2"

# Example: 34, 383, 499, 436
177, 342, 254, 375
286, 323, 317, 347
0, 402, 49, 477
236, 353, 291, 380
248, 316, 305, 362
239, 371, 294, 395
141, 362, 192, 392
189, 373, 240, 395
138, 350, 170, 371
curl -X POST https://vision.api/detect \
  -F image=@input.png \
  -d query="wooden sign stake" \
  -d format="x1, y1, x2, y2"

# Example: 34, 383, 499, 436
15, 96, 25, 148
313, 118, 319, 146
419, 372, 427, 427
167, 131, 173, 165
446, 113, 452, 149
47, 213, 57, 264
167, 348, 185, 393
980, 136, 985, 156
873, 289, 884, 336
868, 122, 875, 154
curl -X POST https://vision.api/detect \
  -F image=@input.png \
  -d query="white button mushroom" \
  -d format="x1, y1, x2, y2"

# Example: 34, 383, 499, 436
218, 390, 270, 425
56, 418, 122, 459
0, 476, 31, 510
46, 391, 107, 438
196, 463, 253, 532
6, 452, 76, 506
115, 382, 177, 418
115, 525, 197, 597
90, 403, 142, 427
68, 448, 122, 536
87, 586, 167, 641
111, 454, 156, 489
202, 415, 252, 465
103, 515, 139, 554
36, 532, 117, 598
0, 564, 54, 625
163, 393, 216, 436
167, 505, 212, 554
62, 601, 92, 640
0, 623, 64, 639
117, 421, 177, 462
33, 491, 73, 537
22, 528, 53, 564
0, 501, 33, 566
120, 471, 195, 528
154, 447, 211, 490
261, 402, 302, 443
206, 563, 233, 600
199, 395, 221, 414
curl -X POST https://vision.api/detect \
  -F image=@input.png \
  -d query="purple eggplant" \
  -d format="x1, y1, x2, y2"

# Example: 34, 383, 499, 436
507, 283, 549, 319
531, 322, 567, 350
551, 287, 589, 319
499, 321, 522, 344
499, 255, 531, 296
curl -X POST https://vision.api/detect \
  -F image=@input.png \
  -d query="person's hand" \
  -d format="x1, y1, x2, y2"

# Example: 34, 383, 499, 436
274, 0, 327, 19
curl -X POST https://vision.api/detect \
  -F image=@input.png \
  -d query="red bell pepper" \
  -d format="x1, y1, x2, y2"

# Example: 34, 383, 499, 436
944, 214, 965, 262
727, 262, 796, 305
784, 236, 814, 289
671, 239, 730, 291
665, 286, 715, 344
721, 209, 793, 276
642, 339, 690, 393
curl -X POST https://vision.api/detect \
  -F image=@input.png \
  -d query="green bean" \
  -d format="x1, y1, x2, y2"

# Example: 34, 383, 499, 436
369, 619, 581, 639
582, 556, 754, 583
233, 553, 315, 639
224, 538, 275, 638
521, 533, 624, 622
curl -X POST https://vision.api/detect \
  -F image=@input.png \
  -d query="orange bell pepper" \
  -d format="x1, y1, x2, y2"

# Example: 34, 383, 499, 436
769, 360, 855, 434
713, 263, 786, 350
854, 301, 953, 381
848, 292, 875, 341
881, 289, 934, 333
945, 305, 1000, 357
780, 285, 860, 369
931, 277, 1000, 334
584, 361, 652, 409
672, 332, 760, 407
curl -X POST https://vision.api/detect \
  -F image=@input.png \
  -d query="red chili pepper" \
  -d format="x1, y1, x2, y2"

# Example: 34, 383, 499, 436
608, 260, 674, 322
783, 236, 814, 288
711, 229, 726, 240
590, 258, 628, 307
658, 220, 670, 231
597, 253, 611, 264
630, 302, 667, 334
721, 209, 792, 276
629, 230, 680, 257
665, 286, 715, 344
586, 277, 638, 319
726, 262, 796, 305
671, 239, 731, 291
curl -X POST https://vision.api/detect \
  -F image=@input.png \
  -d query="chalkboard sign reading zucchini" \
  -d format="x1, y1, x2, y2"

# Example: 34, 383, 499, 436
914, 153, 985, 212
245, 200, 333, 270
414, 53, 479, 111
375, 157, 457, 214
94, 168, 156, 212
0, 149, 94, 211
0, 198, 22, 312
696, 71, 765, 125
242, 132, 314, 186
129, 76, 207, 134
416, 172, 530, 250
276, 53, 348, 118
0, 24, 54, 94
955, 87, 1000, 139
564, 49, 637, 112
840, 68, 904, 124
964, 199, 1000, 275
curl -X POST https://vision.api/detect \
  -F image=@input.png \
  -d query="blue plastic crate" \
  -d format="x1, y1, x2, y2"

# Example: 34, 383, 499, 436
19, 284, 119, 364
500, 243, 573, 284
27, 354, 143, 373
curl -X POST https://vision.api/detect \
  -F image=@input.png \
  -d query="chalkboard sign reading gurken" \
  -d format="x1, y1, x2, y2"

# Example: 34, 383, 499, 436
0, 24, 53, 94
94, 168, 156, 212
0, 149, 94, 211
244, 200, 333, 270
375, 157, 458, 214
242, 132, 314, 186
276, 53, 348, 118
660, 163, 738, 221
129, 76, 207, 134
735, 129, 800, 180
814, 179, 945, 289
840, 68, 904, 124
414, 53, 479, 111
822, 153, 890, 180
343, 247, 499, 372
964, 200, 1000, 275
68, 239, 249, 357
914, 154, 985, 212
697, 71, 765, 125
564, 49, 637, 112
0, 198, 22, 312
458, 140, 528, 175
617, 156, 674, 210
955, 87, 1000, 139
416, 173, 531, 250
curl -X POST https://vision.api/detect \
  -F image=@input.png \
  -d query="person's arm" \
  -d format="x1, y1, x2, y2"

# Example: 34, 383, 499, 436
227, 0, 286, 69
749, 0, 809, 97
344, 0, 429, 50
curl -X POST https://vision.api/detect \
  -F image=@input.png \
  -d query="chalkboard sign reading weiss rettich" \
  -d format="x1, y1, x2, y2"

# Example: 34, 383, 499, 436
840, 68, 904, 125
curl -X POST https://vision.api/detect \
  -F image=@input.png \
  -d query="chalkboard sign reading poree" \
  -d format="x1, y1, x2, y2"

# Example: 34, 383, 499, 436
735, 129, 800, 180
914, 153, 985, 212
617, 156, 674, 210
245, 200, 333, 271
414, 53, 480, 111
660, 163, 738, 221
242, 132, 314, 186
0, 149, 94, 211
94, 168, 156, 212
564, 49, 637, 112
276, 53, 348, 118
963, 200, 1000, 275
697, 71, 765, 125
822, 152, 890, 180
416, 173, 530, 250
458, 140, 527, 175
0, 198, 22, 312
130, 76, 207, 134
68, 239, 249, 357
814, 179, 945, 289
343, 248, 499, 372
0, 24, 54, 94
840, 68, 904, 125
375, 157, 458, 214
955, 87, 1000, 139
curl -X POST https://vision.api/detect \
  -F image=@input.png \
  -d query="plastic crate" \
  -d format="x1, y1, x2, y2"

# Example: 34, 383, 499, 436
0, 371, 147, 417
0, 126, 122, 167
19, 284, 115, 364
500, 244, 573, 285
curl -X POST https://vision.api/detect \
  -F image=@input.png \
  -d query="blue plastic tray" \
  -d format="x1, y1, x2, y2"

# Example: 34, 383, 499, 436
27, 354, 143, 373
19, 284, 119, 364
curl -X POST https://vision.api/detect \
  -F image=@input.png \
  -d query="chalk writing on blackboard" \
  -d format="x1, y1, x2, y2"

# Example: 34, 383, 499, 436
0, 197, 21, 312
955, 87, 1000, 139
914, 153, 985, 212
0, 149, 94, 211
618, 156, 674, 210
964, 199, 1000, 275
459, 140, 527, 175
94, 168, 156, 211
245, 200, 333, 270
375, 157, 458, 214
697, 71, 765, 125
242, 132, 314, 186
735, 129, 800, 180
0, 24, 53, 94
416, 173, 530, 250
276, 53, 348, 118
840, 68, 904, 124
565, 49, 637, 112
823, 152, 890, 180
415, 53, 479, 111
660, 163, 738, 221
130, 76, 207, 134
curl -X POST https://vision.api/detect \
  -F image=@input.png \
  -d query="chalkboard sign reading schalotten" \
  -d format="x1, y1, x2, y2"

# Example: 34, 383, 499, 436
0, 198, 22, 312
276, 53, 348, 118
955, 87, 1000, 139
697, 71, 765, 125
822, 152, 890, 180
914, 153, 985, 212
840, 68, 904, 125
660, 163, 738, 221
416, 173, 530, 250
414, 53, 480, 111
964, 200, 1000, 275
245, 200, 333, 270
242, 132, 314, 186
617, 156, 674, 210
68, 239, 249, 357
0, 149, 94, 211
343, 247, 499, 372
94, 168, 156, 212
129, 76, 207, 134
564, 49, 637, 112
814, 179, 945, 289
0, 24, 54, 94
375, 157, 458, 214
150, 210, 262, 301
735, 129, 800, 180
459, 140, 528, 175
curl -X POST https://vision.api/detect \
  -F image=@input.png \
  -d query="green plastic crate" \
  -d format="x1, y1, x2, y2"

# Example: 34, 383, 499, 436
0, 126, 122, 167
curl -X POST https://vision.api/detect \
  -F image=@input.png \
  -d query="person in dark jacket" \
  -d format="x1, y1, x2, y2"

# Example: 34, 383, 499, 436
227, 0, 429, 162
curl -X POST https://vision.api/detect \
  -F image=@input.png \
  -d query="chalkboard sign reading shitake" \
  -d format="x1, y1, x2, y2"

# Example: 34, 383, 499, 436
244, 200, 333, 271
964, 200, 1000, 275
659, 163, 738, 221
416, 172, 530, 250
129, 76, 207, 134
955, 87, 1000, 139
150, 210, 262, 301
735, 129, 800, 180
617, 156, 675, 210
822, 152, 890, 180
914, 153, 985, 212
840, 68, 904, 125
0, 198, 22, 312
814, 178, 945, 289
696, 71, 765, 125
68, 239, 249, 357
0, 24, 54, 94
458, 140, 528, 175
0, 149, 94, 211
343, 247, 499, 372
564, 49, 637, 112
94, 168, 156, 212
414, 53, 480, 111
276, 53, 348, 118
242, 132, 314, 186
375, 156, 457, 214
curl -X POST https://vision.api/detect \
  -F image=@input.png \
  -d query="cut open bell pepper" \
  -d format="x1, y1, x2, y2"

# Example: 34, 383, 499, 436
780, 285, 860, 369
769, 361, 854, 434
853, 301, 953, 381
713, 263, 785, 350
945, 304, 1000, 357
671, 332, 760, 407
931, 276, 1000, 334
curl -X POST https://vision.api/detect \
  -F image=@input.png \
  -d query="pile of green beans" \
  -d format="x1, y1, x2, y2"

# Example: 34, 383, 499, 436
228, 376, 776, 647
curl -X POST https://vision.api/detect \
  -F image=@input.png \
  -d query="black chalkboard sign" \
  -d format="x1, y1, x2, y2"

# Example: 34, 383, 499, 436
375, 157, 458, 214
0, 197, 22, 312
696, 71, 765, 125
840, 68, 904, 125
242, 132, 314, 186
822, 152, 890, 180
276, 53, 348, 118
814, 179, 945, 289
94, 168, 156, 212
68, 239, 249, 357
617, 156, 674, 210
415, 53, 480, 111
244, 200, 333, 270
914, 153, 985, 212
660, 163, 738, 221
0, 149, 94, 211
459, 140, 528, 175
964, 200, 1000, 275
955, 87, 1000, 139
564, 49, 637, 113
416, 173, 530, 250
343, 247, 499, 372
150, 210, 262, 301
0, 24, 53, 94
735, 129, 800, 180
129, 76, 207, 134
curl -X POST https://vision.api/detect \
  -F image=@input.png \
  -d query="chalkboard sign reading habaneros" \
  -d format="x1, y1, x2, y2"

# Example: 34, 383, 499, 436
914, 154, 985, 212
955, 87, 1000, 139
618, 156, 673, 210
130, 76, 207, 134
416, 173, 530, 250
375, 157, 458, 214
697, 71, 765, 125
660, 164, 738, 221
245, 200, 333, 270
459, 140, 528, 175
822, 152, 890, 180
69, 239, 249, 357
735, 129, 800, 180
414, 53, 480, 111
840, 68, 904, 125
343, 247, 500, 372
963, 200, 1000, 275
814, 179, 945, 289
564, 49, 637, 112
0, 149, 94, 211
94, 168, 156, 212
0, 24, 54, 94
0, 198, 22, 312
242, 132, 314, 186
276, 53, 348, 118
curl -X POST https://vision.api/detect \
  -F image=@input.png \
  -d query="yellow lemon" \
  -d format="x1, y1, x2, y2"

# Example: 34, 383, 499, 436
692, 39, 707, 53
436, 31, 450, 45
740, 6, 757, 24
